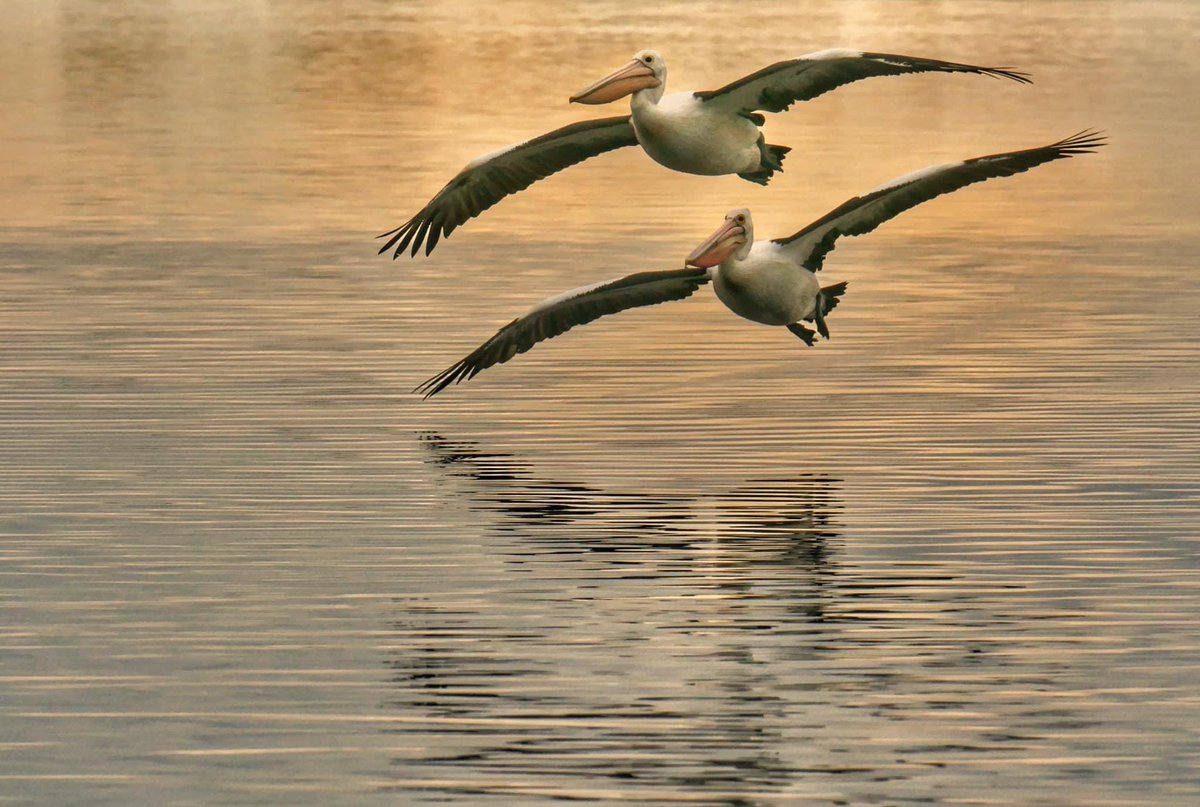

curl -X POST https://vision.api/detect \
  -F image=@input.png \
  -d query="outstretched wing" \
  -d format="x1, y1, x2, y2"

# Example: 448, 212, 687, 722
773, 130, 1106, 271
416, 266, 712, 398
380, 115, 638, 258
695, 49, 1029, 116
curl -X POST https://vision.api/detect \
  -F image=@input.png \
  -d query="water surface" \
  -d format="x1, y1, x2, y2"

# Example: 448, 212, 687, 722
1, 1, 1198, 805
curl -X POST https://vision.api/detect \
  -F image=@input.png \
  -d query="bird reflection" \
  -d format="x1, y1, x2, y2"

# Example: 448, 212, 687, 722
418, 430, 838, 555
416, 430, 841, 618
384, 433, 847, 803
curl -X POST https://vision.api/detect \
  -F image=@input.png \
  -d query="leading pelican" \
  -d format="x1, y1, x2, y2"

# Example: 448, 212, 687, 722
415, 131, 1104, 397
381, 49, 1029, 258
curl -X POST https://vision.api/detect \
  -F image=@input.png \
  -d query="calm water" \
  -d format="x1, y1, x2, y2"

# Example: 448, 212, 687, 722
2, 1, 1199, 805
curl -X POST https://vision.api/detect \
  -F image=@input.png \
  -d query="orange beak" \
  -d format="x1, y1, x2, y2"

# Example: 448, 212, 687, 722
686, 220, 745, 269
570, 60, 661, 104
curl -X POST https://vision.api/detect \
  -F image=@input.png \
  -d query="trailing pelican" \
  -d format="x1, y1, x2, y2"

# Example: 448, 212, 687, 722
415, 132, 1104, 398
381, 49, 1029, 258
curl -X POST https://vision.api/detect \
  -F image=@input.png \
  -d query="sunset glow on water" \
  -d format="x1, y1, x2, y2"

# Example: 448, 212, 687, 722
2, 2, 1198, 805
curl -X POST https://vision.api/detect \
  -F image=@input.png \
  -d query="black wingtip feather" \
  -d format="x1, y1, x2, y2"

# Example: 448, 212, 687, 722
982, 66, 1033, 84
860, 53, 1034, 85
377, 219, 412, 257
377, 116, 639, 260
396, 224, 419, 258
405, 218, 427, 257
376, 214, 426, 259
415, 362, 466, 399
1051, 129, 1108, 155
424, 213, 445, 256
776, 130, 1105, 273
415, 267, 710, 398
967, 129, 1108, 173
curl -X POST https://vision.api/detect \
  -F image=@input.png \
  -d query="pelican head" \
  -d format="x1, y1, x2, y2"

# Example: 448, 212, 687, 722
570, 49, 666, 105
686, 209, 753, 269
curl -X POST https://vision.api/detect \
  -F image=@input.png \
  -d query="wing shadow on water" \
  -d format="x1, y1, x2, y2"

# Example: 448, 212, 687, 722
382, 432, 855, 804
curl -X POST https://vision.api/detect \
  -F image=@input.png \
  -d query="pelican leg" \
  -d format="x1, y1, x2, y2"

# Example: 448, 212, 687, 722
737, 136, 791, 185
813, 292, 830, 339
787, 323, 816, 346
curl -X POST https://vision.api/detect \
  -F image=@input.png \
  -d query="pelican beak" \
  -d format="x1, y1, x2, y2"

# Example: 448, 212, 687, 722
570, 60, 660, 104
686, 219, 745, 269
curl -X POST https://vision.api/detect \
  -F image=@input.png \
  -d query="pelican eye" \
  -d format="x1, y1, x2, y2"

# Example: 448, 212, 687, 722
644, 55, 653, 63
736, 215, 745, 224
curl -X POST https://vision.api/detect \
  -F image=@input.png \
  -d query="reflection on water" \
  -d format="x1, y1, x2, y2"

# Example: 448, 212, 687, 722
391, 435, 848, 802
419, 431, 839, 556
378, 434, 1197, 806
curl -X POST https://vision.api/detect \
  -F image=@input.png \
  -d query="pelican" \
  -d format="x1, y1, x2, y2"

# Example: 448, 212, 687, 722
381, 49, 1029, 258
415, 131, 1105, 398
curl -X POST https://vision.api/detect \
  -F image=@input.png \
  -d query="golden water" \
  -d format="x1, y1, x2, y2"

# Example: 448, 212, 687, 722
2, 1, 1198, 804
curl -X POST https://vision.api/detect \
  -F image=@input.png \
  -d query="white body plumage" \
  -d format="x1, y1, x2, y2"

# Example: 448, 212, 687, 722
713, 242, 821, 326
631, 92, 762, 176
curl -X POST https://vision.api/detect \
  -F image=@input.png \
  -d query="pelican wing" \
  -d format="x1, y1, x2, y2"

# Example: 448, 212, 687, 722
380, 115, 638, 258
695, 49, 1029, 116
773, 131, 1106, 272
416, 266, 712, 398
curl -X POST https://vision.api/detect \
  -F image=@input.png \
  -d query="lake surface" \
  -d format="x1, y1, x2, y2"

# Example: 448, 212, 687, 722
1, 1, 1198, 805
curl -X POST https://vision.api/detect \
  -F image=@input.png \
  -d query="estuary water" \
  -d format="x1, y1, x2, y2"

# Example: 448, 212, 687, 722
2, 1, 1198, 805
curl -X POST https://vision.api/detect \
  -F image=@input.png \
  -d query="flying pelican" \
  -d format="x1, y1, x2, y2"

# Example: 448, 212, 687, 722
415, 132, 1104, 398
381, 49, 1029, 258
